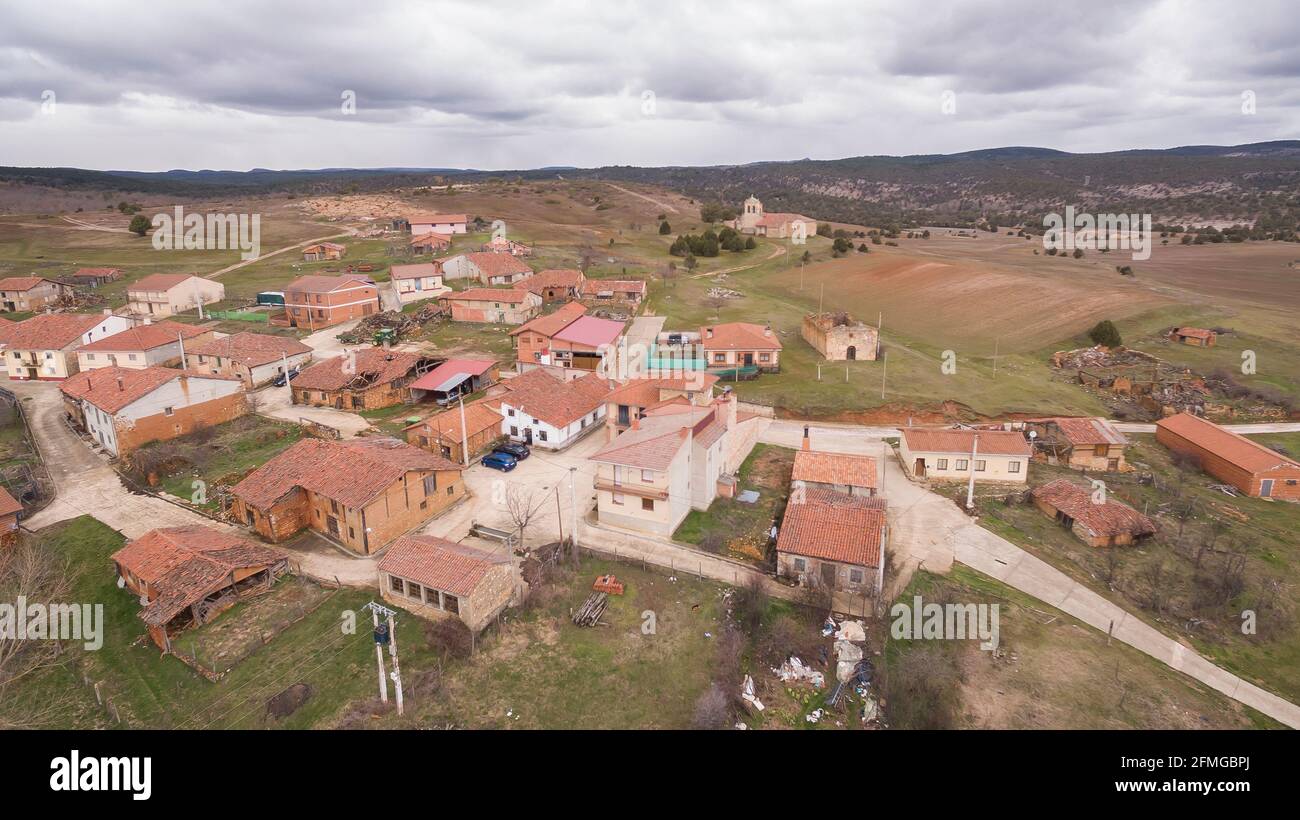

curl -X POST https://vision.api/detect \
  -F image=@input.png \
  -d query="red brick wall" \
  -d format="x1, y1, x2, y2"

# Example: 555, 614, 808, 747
114, 392, 248, 457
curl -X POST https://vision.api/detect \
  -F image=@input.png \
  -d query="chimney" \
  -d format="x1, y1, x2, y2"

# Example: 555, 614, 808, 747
764, 324, 772, 337
802, 425, 810, 450
631, 413, 640, 431
705, 327, 713, 339
102, 308, 112, 316
116, 376, 125, 391
143, 317, 152, 325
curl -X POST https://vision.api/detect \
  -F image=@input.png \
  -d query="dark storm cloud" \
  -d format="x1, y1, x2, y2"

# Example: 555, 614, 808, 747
0, 0, 1295, 170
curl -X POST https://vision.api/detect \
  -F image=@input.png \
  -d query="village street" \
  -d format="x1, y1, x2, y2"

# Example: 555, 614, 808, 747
10, 368, 1300, 727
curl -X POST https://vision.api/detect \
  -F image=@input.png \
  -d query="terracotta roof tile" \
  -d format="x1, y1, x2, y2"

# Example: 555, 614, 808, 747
498, 369, 611, 429
513, 268, 582, 294
445, 287, 533, 304
700, 321, 782, 351
1156, 412, 1300, 474
188, 331, 312, 368
776, 489, 886, 567
0, 486, 22, 517
6, 313, 110, 351
0, 276, 63, 291
61, 366, 237, 414
285, 274, 375, 293
389, 262, 443, 281
509, 301, 586, 337
793, 450, 879, 489
129, 273, 202, 291
1033, 479, 1157, 540
462, 252, 532, 280
76, 320, 208, 353
901, 428, 1031, 456
405, 399, 502, 443
379, 535, 508, 597
112, 525, 285, 627
232, 438, 460, 510
292, 348, 424, 392
1040, 417, 1128, 447
581, 279, 646, 296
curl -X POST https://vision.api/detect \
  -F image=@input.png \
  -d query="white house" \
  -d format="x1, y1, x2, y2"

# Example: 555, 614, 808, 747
5, 312, 135, 381
407, 213, 468, 235
389, 263, 450, 304
899, 428, 1031, 483
496, 368, 610, 450
75, 320, 214, 372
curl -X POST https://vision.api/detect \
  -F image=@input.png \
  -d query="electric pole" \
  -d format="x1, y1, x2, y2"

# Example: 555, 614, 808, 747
569, 466, 579, 566
178, 332, 188, 370
965, 434, 980, 510
387, 611, 403, 716
366, 603, 388, 704
458, 393, 469, 467
880, 351, 887, 399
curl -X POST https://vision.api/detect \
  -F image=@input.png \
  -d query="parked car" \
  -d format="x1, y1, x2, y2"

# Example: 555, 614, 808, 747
482, 452, 518, 472
493, 442, 530, 460
272, 367, 301, 387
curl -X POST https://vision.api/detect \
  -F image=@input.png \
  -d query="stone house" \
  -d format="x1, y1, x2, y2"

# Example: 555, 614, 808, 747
440, 288, 542, 324
302, 242, 346, 261
404, 399, 504, 464
378, 535, 517, 634
776, 489, 886, 596
801, 312, 878, 361
792, 427, 879, 497
188, 332, 314, 388
0, 277, 75, 312
230, 437, 465, 554
1024, 417, 1129, 472
1031, 479, 1157, 548
291, 348, 436, 411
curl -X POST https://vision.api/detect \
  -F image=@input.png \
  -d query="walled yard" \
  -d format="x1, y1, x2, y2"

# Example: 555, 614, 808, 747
941, 434, 1300, 705
674, 443, 794, 565
127, 415, 305, 512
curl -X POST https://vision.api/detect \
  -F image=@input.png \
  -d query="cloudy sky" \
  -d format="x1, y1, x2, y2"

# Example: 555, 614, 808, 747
1, 0, 1297, 172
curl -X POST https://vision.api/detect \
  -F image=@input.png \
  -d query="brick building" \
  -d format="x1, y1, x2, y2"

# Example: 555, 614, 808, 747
61, 366, 247, 457
1156, 412, 1300, 499
1031, 479, 1157, 547
230, 438, 465, 554
404, 399, 504, 464
291, 348, 435, 411
282, 274, 379, 330
378, 535, 517, 633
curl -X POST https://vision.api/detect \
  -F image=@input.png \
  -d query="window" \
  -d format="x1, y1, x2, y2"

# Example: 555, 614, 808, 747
759, 353, 770, 362
163, 407, 175, 417
793, 557, 806, 572
849, 568, 864, 584
612, 492, 624, 505
510, 426, 518, 436
349, 527, 355, 539
507, 408, 515, 416
423, 475, 437, 494
86, 353, 95, 361
641, 469, 654, 482
330, 499, 338, 513
447, 486, 454, 495
713, 353, 726, 363
390, 575, 404, 593
975, 460, 986, 471
641, 497, 654, 511
407, 582, 423, 600
1008, 461, 1020, 473
936, 458, 948, 470
1094, 444, 1108, 456
956, 459, 968, 470
44, 352, 53, 360
128, 354, 137, 361
538, 430, 548, 441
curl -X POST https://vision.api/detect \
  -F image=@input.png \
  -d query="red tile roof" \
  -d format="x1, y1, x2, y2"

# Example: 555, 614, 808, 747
1039, 417, 1127, 447
792, 450, 879, 489
285, 274, 375, 293
463, 252, 532, 280
498, 369, 611, 429
445, 287, 533, 304
509, 301, 586, 337
232, 437, 460, 510
581, 279, 647, 296
591, 414, 694, 470
410, 232, 451, 247
604, 375, 719, 407
292, 348, 425, 392
0, 276, 63, 291
379, 535, 508, 597
776, 490, 886, 567
389, 262, 443, 281
188, 331, 312, 368
61, 366, 236, 414
0, 485, 22, 517
5, 313, 106, 351
701, 322, 782, 351
1032, 479, 1157, 540
408, 213, 468, 225
901, 428, 1031, 456
1156, 412, 1300, 474
129, 273, 202, 292
1174, 327, 1215, 340
112, 525, 285, 627
75, 320, 208, 353
75, 267, 123, 278
405, 399, 503, 443
513, 268, 582, 294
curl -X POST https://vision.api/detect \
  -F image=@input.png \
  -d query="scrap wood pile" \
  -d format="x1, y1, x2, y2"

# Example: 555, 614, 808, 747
338, 303, 443, 344
572, 591, 608, 627
1051, 345, 1158, 369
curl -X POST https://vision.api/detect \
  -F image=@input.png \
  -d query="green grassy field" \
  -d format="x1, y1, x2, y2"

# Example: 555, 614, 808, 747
885, 567, 1277, 729
675, 443, 791, 563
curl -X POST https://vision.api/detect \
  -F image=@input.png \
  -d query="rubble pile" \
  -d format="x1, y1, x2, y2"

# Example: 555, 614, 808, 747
338, 303, 443, 344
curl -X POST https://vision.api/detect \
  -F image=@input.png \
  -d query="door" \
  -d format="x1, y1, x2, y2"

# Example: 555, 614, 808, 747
914, 458, 926, 477
524, 428, 533, 444
1260, 479, 1273, 498
846, 345, 856, 360
820, 562, 837, 588
743, 353, 754, 366
327, 516, 340, 537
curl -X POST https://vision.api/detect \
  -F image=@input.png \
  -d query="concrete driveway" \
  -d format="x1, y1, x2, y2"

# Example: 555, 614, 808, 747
250, 381, 374, 438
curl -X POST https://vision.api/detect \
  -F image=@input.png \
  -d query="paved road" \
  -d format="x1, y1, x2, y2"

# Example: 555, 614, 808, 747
9, 381, 376, 586
251, 381, 374, 438
205, 229, 356, 279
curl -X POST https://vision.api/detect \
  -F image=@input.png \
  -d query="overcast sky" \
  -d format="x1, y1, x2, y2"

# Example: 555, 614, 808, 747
1, 0, 1297, 172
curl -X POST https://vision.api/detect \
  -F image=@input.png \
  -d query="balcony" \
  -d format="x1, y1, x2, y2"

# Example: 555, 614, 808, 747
594, 478, 668, 500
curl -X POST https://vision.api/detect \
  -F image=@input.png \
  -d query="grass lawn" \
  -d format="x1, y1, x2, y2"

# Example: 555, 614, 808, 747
0, 414, 37, 472
133, 415, 304, 510
3, 517, 426, 729
674, 443, 792, 564
943, 435, 1300, 704
884, 566, 1278, 729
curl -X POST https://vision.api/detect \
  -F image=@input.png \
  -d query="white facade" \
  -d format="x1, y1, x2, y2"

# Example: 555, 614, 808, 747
78, 340, 183, 371
410, 218, 467, 236
393, 274, 450, 304
499, 401, 605, 451
8, 314, 134, 380
79, 375, 244, 456
899, 440, 1029, 484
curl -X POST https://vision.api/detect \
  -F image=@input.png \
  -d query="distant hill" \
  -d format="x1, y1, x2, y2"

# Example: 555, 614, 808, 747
4, 141, 1299, 231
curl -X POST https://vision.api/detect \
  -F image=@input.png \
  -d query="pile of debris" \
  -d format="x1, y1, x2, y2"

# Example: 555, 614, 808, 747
1051, 345, 1157, 370
706, 286, 744, 300
338, 303, 443, 345
571, 591, 608, 627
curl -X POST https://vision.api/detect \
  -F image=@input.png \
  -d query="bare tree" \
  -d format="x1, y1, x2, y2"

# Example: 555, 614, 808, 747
0, 539, 76, 729
504, 485, 548, 552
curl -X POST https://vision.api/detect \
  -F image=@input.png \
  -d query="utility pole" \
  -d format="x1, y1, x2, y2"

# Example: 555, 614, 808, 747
387, 611, 403, 716
569, 466, 579, 566
880, 351, 887, 399
993, 337, 1000, 377
965, 433, 980, 510
366, 603, 388, 704
178, 332, 188, 370
458, 394, 470, 466
281, 352, 290, 392
554, 485, 565, 546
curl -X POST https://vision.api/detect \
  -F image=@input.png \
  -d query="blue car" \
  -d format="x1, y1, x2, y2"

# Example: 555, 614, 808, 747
482, 452, 518, 472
